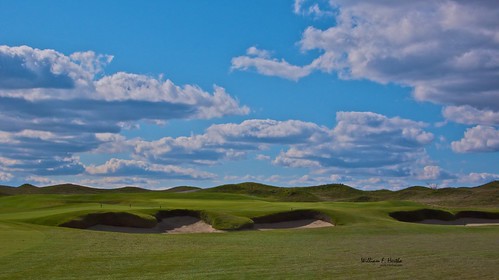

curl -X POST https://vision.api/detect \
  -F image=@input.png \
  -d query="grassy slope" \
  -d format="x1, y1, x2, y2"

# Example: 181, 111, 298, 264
0, 189, 498, 279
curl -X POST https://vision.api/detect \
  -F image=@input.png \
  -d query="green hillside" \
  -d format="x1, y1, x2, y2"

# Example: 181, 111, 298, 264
1, 180, 497, 207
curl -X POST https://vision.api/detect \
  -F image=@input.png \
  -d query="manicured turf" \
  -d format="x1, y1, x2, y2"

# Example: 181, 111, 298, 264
0, 187, 498, 279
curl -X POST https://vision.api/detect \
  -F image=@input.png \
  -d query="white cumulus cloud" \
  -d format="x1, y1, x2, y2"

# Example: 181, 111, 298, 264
86, 158, 216, 180
451, 125, 499, 153
274, 111, 434, 177
443, 105, 499, 126
234, 1, 499, 114
231, 47, 313, 81
0, 45, 249, 179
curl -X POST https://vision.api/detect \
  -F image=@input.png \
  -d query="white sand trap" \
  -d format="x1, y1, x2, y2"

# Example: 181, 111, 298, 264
419, 218, 499, 226
88, 216, 223, 234
254, 219, 334, 231
159, 216, 223, 234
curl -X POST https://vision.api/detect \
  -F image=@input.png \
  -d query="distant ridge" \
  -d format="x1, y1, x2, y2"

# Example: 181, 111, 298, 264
110, 186, 152, 193
0, 183, 152, 195
0, 180, 497, 207
201, 181, 499, 206
41, 183, 105, 194
162, 186, 201, 193
0, 183, 199, 195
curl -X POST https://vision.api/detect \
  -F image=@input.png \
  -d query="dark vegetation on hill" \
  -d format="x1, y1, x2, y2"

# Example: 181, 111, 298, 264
0, 181, 497, 207
0, 184, 198, 195
202, 181, 499, 207
162, 186, 201, 193
390, 209, 499, 222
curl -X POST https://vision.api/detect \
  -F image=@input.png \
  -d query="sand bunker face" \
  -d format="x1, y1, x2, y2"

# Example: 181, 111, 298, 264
390, 209, 499, 226
159, 216, 223, 233
251, 209, 334, 231
254, 218, 333, 230
88, 217, 334, 234
419, 218, 499, 226
88, 216, 223, 234
79, 209, 335, 234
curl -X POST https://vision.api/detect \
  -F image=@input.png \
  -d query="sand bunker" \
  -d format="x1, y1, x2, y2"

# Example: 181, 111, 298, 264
251, 209, 334, 231
254, 218, 334, 230
390, 209, 499, 226
73, 209, 336, 234
88, 216, 223, 234
88, 217, 333, 233
159, 216, 223, 233
419, 218, 499, 226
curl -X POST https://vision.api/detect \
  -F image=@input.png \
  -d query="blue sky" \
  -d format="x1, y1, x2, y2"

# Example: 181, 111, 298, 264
0, 0, 498, 189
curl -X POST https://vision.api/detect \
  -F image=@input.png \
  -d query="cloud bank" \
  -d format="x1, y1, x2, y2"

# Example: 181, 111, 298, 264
232, 0, 499, 157
125, 112, 435, 183
235, 0, 499, 110
0, 45, 248, 180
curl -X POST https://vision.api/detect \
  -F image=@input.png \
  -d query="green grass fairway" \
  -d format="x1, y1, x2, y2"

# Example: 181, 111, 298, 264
0, 184, 498, 279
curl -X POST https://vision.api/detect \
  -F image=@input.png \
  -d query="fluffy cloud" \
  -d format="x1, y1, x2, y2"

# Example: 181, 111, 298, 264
417, 165, 455, 181
206, 119, 328, 144
293, 0, 335, 18
0, 45, 110, 90
0, 45, 249, 178
459, 172, 499, 184
133, 112, 434, 181
79, 177, 161, 189
0, 171, 13, 182
94, 73, 249, 119
231, 47, 313, 81
232, 1, 499, 158
234, 1, 499, 108
443, 105, 499, 126
300, 1, 499, 109
86, 158, 216, 180
451, 125, 499, 153
134, 119, 327, 165
275, 111, 434, 177
256, 154, 271, 161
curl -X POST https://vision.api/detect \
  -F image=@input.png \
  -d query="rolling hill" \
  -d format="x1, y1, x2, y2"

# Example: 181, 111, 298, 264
0, 180, 497, 207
